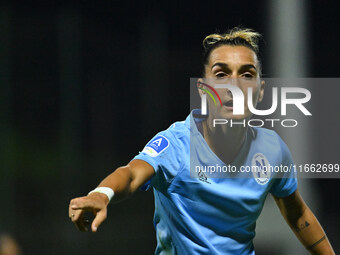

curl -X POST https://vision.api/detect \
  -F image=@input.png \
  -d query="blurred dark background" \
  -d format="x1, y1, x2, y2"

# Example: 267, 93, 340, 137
0, 0, 338, 254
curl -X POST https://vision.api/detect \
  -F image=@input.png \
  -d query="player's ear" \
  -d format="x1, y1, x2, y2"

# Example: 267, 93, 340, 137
197, 78, 205, 98
258, 79, 265, 103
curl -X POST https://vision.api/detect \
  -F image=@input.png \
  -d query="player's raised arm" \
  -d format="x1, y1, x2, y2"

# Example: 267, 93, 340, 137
68, 159, 155, 232
273, 189, 335, 254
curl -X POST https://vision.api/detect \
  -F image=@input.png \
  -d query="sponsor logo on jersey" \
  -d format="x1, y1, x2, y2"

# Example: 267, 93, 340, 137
252, 153, 271, 185
142, 135, 169, 157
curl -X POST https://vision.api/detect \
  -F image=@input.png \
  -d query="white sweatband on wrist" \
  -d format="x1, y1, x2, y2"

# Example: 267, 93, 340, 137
88, 187, 114, 202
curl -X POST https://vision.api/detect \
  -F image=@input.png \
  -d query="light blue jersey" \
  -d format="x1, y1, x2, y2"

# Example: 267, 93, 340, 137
133, 110, 297, 255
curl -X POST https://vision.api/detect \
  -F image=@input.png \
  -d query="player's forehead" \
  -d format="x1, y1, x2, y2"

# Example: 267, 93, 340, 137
207, 45, 258, 68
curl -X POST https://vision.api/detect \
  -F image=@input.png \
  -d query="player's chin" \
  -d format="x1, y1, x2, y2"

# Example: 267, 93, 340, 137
218, 109, 250, 121
229, 114, 251, 121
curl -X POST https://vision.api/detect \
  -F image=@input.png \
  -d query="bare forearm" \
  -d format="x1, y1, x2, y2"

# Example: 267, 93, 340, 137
287, 208, 334, 254
274, 191, 334, 254
96, 160, 155, 203
97, 166, 135, 202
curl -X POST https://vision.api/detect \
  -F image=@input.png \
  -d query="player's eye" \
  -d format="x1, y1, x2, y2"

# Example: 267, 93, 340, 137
216, 72, 227, 78
242, 73, 254, 79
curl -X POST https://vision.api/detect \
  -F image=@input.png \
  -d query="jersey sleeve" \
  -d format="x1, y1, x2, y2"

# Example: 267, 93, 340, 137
132, 130, 184, 191
269, 136, 298, 197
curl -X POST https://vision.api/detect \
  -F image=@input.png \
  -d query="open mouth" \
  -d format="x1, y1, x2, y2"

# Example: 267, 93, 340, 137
224, 100, 233, 108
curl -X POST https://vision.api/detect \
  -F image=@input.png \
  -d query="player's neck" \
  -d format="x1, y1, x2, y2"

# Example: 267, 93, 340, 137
202, 119, 247, 165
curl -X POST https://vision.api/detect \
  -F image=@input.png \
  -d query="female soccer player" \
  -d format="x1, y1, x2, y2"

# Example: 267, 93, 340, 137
69, 28, 334, 254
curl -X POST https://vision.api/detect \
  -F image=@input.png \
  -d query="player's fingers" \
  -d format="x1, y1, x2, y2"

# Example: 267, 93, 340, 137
70, 197, 96, 210
70, 208, 83, 222
72, 210, 89, 232
91, 209, 107, 232
69, 200, 81, 219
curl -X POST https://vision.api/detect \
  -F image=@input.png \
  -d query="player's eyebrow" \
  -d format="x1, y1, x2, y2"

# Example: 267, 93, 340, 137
211, 62, 257, 71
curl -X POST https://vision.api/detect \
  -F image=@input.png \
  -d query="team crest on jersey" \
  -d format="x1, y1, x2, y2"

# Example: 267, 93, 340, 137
142, 135, 169, 157
252, 153, 271, 185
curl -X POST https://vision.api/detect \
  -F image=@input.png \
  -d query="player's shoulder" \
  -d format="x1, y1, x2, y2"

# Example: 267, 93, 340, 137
161, 117, 190, 140
167, 119, 189, 134
148, 117, 189, 151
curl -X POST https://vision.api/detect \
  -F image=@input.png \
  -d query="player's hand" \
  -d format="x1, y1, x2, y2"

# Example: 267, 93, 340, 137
69, 192, 109, 232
